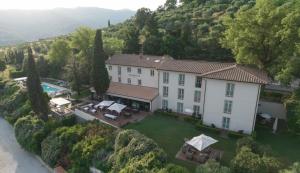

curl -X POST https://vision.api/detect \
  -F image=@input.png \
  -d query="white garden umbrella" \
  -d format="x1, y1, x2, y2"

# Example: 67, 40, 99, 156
186, 134, 218, 152
107, 103, 126, 113
94, 100, 114, 109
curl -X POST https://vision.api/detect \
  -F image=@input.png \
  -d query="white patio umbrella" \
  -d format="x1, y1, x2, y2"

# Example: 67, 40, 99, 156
94, 100, 114, 109
107, 103, 127, 113
186, 134, 218, 152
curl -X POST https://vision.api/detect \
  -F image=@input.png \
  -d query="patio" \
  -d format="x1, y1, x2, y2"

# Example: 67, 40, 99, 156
75, 101, 151, 127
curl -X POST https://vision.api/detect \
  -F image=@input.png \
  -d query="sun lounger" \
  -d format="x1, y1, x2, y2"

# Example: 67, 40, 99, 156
104, 114, 117, 120
83, 107, 89, 111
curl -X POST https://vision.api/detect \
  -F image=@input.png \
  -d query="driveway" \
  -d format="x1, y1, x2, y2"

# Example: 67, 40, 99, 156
0, 117, 50, 173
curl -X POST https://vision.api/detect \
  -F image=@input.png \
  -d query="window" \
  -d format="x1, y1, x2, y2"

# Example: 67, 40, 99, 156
177, 102, 183, 113
150, 69, 155, 76
178, 88, 184, 100
118, 66, 121, 75
178, 74, 185, 86
222, 117, 230, 129
127, 78, 131, 84
118, 77, 121, 83
138, 79, 142, 85
162, 100, 168, 110
108, 65, 112, 70
127, 67, 131, 73
223, 100, 233, 114
226, 83, 235, 97
194, 90, 201, 103
193, 105, 200, 116
138, 68, 142, 74
163, 72, 169, 84
195, 76, 202, 88
163, 86, 168, 97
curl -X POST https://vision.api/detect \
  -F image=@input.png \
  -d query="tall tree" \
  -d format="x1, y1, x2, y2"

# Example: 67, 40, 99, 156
26, 47, 49, 121
91, 29, 109, 98
0, 59, 6, 72
222, 0, 300, 83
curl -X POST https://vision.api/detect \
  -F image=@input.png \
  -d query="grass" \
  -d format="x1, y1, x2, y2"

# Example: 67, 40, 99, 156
255, 125, 300, 166
125, 114, 237, 172
125, 113, 300, 172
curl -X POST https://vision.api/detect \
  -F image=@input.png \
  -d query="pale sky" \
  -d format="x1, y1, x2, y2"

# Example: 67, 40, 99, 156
0, 0, 166, 10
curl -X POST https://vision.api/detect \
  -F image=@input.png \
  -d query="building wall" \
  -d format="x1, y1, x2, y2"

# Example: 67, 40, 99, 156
158, 70, 205, 115
202, 79, 260, 134
106, 65, 158, 88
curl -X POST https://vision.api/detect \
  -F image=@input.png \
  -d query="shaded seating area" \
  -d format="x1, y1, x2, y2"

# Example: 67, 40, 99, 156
50, 97, 72, 115
176, 134, 223, 164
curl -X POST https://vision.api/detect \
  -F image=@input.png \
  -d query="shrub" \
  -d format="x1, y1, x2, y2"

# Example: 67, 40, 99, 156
183, 116, 198, 124
155, 109, 179, 119
236, 137, 272, 156
14, 115, 45, 154
280, 162, 300, 173
41, 125, 87, 167
231, 146, 262, 173
196, 123, 220, 134
69, 136, 107, 173
158, 164, 190, 173
109, 130, 167, 173
196, 160, 231, 173
231, 146, 281, 173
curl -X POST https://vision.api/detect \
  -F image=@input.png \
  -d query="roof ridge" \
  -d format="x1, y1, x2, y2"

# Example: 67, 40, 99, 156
200, 64, 237, 76
236, 65, 269, 83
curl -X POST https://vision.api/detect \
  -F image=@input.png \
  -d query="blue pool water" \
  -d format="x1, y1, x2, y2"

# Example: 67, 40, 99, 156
41, 83, 60, 93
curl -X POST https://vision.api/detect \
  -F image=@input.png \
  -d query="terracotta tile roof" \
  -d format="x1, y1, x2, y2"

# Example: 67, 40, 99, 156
106, 54, 172, 68
106, 54, 270, 84
107, 82, 159, 101
158, 60, 235, 74
201, 65, 271, 84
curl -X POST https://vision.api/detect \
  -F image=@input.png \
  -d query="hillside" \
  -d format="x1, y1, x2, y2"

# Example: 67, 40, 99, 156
0, 7, 135, 46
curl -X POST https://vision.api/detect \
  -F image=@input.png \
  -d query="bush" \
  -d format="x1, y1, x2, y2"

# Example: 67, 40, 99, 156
109, 130, 167, 173
70, 136, 107, 173
158, 164, 190, 173
14, 115, 45, 154
236, 137, 272, 156
231, 146, 262, 173
196, 160, 231, 173
280, 162, 300, 173
183, 116, 198, 124
155, 109, 179, 119
41, 125, 87, 167
231, 146, 281, 173
196, 123, 220, 134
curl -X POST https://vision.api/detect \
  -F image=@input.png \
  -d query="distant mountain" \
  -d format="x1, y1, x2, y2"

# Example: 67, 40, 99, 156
0, 7, 135, 46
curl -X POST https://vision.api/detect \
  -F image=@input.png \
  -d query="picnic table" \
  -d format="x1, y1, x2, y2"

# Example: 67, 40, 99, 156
104, 114, 118, 120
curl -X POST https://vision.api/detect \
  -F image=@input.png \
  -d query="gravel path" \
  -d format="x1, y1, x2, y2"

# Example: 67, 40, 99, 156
0, 117, 50, 173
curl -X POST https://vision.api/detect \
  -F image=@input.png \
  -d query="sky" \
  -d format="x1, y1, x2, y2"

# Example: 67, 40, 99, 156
0, 0, 166, 11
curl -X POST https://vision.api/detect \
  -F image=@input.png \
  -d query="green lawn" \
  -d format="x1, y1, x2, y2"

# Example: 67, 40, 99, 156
125, 114, 300, 172
125, 114, 237, 172
255, 125, 300, 166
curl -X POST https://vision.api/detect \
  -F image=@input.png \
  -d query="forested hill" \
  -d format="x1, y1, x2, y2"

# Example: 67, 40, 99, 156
0, 7, 135, 46
104, 0, 255, 62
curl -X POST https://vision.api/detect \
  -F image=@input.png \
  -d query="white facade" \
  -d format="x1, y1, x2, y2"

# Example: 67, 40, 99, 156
106, 62, 263, 134
106, 65, 158, 88
158, 70, 205, 116
202, 79, 260, 134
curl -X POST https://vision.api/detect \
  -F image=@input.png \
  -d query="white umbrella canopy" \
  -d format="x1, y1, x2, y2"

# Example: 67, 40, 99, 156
95, 100, 114, 108
186, 134, 218, 152
107, 103, 127, 113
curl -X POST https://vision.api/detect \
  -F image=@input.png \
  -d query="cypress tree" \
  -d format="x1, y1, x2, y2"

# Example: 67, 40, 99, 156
26, 47, 49, 121
91, 29, 110, 98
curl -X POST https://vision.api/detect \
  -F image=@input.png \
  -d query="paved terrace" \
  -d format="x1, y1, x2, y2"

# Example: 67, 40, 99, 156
74, 102, 151, 128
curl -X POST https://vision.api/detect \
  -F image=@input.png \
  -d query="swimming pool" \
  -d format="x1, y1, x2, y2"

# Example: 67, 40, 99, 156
41, 83, 60, 93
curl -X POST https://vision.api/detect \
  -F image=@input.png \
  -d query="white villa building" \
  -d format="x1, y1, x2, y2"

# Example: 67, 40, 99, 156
105, 54, 270, 134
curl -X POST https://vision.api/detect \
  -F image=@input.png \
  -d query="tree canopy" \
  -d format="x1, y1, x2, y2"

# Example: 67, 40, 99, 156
91, 29, 110, 97
26, 47, 49, 121
222, 0, 300, 83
